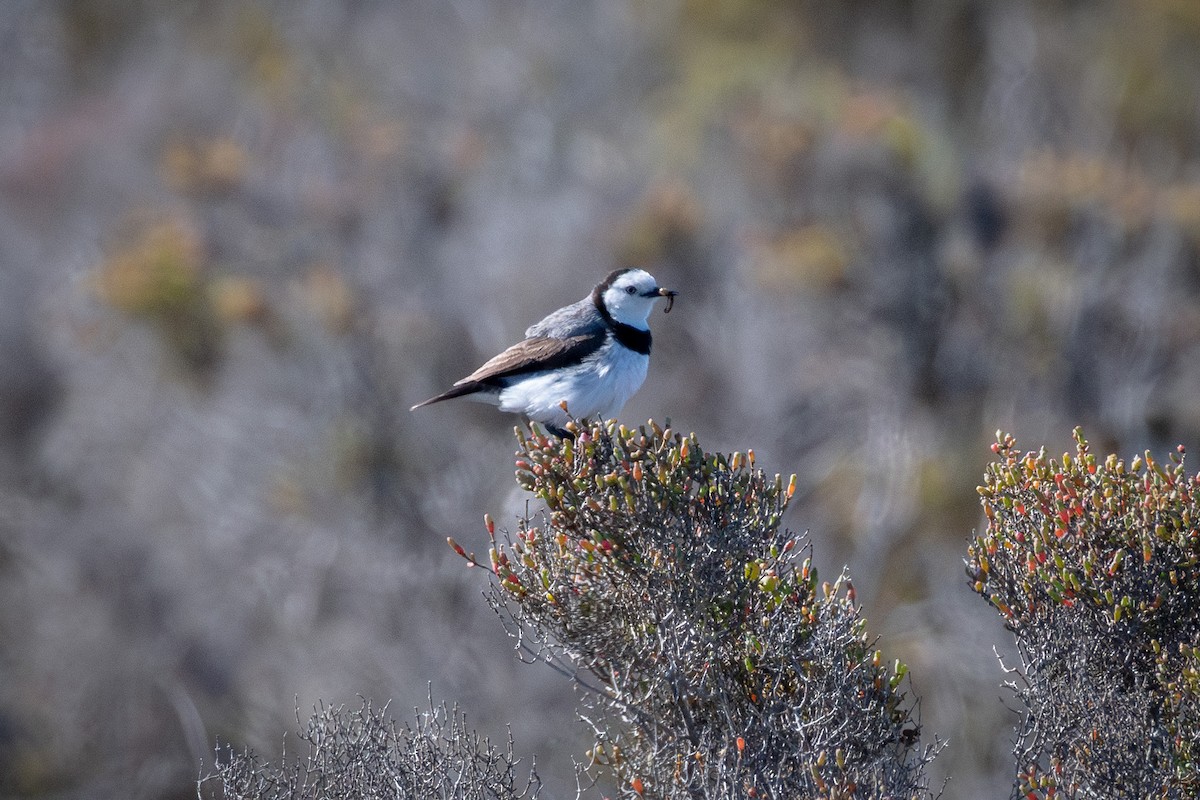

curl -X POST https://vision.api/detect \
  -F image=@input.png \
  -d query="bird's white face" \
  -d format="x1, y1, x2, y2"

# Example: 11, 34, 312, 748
602, 269, 671, 329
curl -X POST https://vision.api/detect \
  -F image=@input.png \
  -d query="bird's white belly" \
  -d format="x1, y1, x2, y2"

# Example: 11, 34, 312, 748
497, 339, 649, 428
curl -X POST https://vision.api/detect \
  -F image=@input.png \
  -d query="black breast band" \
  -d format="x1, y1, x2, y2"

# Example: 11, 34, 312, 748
611, 322, 651, 354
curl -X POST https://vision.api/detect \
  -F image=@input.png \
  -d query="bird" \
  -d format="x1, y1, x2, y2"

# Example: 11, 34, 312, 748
411, 268, 677, 436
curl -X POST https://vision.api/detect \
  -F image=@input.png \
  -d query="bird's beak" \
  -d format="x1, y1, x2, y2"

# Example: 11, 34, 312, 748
656, 287, 678, 314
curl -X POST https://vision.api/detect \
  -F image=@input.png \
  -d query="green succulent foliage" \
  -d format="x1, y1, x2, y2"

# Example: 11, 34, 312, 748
968, 427, 1200, 799
453, 419, 936, 800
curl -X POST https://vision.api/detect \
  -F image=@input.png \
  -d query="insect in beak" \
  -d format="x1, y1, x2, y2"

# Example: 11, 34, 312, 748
658, 288, 678, 313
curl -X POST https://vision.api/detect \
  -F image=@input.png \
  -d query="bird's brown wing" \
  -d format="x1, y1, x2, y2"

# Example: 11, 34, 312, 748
459, 334, 603, 385
411, 334, 604, 409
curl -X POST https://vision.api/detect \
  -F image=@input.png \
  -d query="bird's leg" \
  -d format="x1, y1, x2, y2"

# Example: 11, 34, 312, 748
545, 423, 574, 440
549, 400, 582, 440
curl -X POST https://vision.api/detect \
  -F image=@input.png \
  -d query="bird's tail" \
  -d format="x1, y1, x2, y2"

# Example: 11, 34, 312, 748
409, 382, 484, 411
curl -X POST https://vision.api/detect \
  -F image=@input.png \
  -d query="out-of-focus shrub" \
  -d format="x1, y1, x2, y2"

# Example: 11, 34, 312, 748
91, 216, 223, 375
968, 428, 1200, 799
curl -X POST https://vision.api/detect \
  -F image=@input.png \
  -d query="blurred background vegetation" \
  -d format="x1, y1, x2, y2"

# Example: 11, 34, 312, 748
1, 1, 1199, 797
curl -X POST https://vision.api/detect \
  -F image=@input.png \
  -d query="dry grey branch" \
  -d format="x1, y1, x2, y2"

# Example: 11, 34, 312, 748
201, 699, 542, 800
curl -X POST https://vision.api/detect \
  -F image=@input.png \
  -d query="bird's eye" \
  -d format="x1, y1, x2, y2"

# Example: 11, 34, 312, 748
625, 286, 636, 295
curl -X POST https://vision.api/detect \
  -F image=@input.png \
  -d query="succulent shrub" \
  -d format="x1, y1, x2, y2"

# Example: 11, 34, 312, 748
201, 699, 542, 800
968, 428, 1200, 799
452, 419, 938, 800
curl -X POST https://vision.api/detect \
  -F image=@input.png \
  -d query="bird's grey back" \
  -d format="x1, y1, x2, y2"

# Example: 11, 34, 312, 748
524, 297, 605, 339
